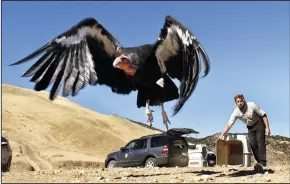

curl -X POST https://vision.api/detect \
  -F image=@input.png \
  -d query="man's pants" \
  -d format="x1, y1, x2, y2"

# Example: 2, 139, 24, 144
247, 120, 267, 166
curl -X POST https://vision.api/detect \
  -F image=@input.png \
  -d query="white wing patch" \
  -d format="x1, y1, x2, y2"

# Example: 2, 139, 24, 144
84, 42, 97, 83
155, 26, 180, 72
55, 36, 66, 43
155, 24, 201, 63
57, 27, 90, 46
175, 27, 199, 49
56, 27, 118, 56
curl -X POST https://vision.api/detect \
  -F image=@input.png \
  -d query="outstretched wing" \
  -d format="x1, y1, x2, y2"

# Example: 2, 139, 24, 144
11, 18, 135, 100
153, 15, 210, 115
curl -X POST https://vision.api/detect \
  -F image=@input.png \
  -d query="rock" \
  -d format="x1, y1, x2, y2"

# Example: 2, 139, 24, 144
264, 178, 271, 182
96, 176, 105, 180
198, 177, 204, 182
78, 169, 85, 175
228, 168, 238, 172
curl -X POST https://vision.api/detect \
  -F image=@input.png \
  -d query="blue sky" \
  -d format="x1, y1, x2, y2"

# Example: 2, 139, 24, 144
2, 1, 289, 138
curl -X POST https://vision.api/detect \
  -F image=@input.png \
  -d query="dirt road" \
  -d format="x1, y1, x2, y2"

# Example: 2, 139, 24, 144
20, 143, 53, 171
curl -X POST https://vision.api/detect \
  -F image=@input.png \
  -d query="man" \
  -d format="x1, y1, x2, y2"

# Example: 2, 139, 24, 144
218, 93, 271, 173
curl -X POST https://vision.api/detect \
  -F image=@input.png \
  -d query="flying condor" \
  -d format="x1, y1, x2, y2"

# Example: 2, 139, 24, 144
11, 15, 210, 130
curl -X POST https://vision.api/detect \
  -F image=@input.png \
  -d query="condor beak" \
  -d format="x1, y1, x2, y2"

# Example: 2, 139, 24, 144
113, 56, 130, 68
113, 57, 122, 68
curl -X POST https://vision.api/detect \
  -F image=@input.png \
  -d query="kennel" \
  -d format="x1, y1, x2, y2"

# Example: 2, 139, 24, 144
216, 133, 252, 167
187, 143, 208, 167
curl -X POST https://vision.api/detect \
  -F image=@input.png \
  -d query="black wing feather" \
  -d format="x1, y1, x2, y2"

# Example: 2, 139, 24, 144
50, 48, 73, 100
34, 50, 65, 91
154, 15, 210, 115
11, 17, 135, 100
75, 41, 86, 91
10, 42, 52, 66
62, 48, 74, 97
30, 51, 58, 83
22, 51, 53, 77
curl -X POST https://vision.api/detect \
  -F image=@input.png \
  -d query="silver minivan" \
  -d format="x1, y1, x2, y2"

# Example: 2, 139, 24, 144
1, 136, 12, 172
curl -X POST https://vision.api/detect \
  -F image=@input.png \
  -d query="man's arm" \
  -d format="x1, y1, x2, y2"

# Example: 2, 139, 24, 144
253, 103, 271, 136
262, 114, 271, 136
219, 122, 234, 139
219, 111, 237, 139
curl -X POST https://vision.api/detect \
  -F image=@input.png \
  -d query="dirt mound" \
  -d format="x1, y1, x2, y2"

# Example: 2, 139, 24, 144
2, 84, 161, 171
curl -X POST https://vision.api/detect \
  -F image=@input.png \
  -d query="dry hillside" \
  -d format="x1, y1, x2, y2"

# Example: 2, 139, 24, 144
2, 84, 161, 171
2, 84, 290, 183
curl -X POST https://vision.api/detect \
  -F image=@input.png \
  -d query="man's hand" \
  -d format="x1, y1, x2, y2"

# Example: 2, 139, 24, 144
218, 123, 233, 141
218, 134, 225, 140
265, 128, 271, 136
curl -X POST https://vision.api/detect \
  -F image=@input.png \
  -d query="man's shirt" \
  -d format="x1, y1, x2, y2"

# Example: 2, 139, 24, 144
229, 102, 266, 126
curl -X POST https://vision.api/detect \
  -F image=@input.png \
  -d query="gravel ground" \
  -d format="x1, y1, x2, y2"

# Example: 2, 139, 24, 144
2, 165, 289, 183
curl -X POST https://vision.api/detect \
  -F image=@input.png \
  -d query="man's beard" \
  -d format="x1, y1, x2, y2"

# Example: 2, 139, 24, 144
239, 102, 247, 112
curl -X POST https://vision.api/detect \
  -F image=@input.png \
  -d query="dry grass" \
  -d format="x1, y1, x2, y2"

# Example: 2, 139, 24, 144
2, 84, 161, 171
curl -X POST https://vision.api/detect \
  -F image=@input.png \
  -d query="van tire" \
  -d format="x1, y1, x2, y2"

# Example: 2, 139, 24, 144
144, 157, 156, 168
2, 157, 11, 172
106, 160, 116, 168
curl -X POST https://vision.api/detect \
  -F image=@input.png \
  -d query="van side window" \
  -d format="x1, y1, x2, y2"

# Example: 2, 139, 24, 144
134, 139, 147, 150
125, 141, 137, 150
150, 136, 168, 147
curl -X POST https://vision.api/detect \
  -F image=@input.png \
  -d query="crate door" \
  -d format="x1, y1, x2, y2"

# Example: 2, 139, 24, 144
216, 140, 228, 166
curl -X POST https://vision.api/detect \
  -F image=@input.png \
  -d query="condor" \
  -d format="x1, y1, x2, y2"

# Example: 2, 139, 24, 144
11, 15, 210, 130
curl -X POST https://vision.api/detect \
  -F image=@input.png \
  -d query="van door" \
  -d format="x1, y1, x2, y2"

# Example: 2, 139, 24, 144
129, 138, 148, 166
117, 140, 137, 167
168, 137, 189, 167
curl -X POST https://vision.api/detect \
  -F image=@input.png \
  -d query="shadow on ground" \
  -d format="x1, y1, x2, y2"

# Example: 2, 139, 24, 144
192, 170, 222, 176
112, 170, 222, 179
228, 169, 275, 177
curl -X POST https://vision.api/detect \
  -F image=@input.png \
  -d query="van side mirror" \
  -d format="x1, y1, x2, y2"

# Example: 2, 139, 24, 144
120, 147, 124, 152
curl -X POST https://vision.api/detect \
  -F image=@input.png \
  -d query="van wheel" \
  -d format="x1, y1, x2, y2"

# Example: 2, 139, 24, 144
145, 157, 156, 168
106, 160, 116, 168
2, 157, 11, 172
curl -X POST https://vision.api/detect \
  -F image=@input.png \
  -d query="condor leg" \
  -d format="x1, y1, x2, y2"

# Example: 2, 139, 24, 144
145, 99, 154, 127
161, 102, 171, 130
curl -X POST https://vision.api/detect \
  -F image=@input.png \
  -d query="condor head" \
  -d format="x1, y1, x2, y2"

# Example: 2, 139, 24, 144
113, 55, 137, 76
